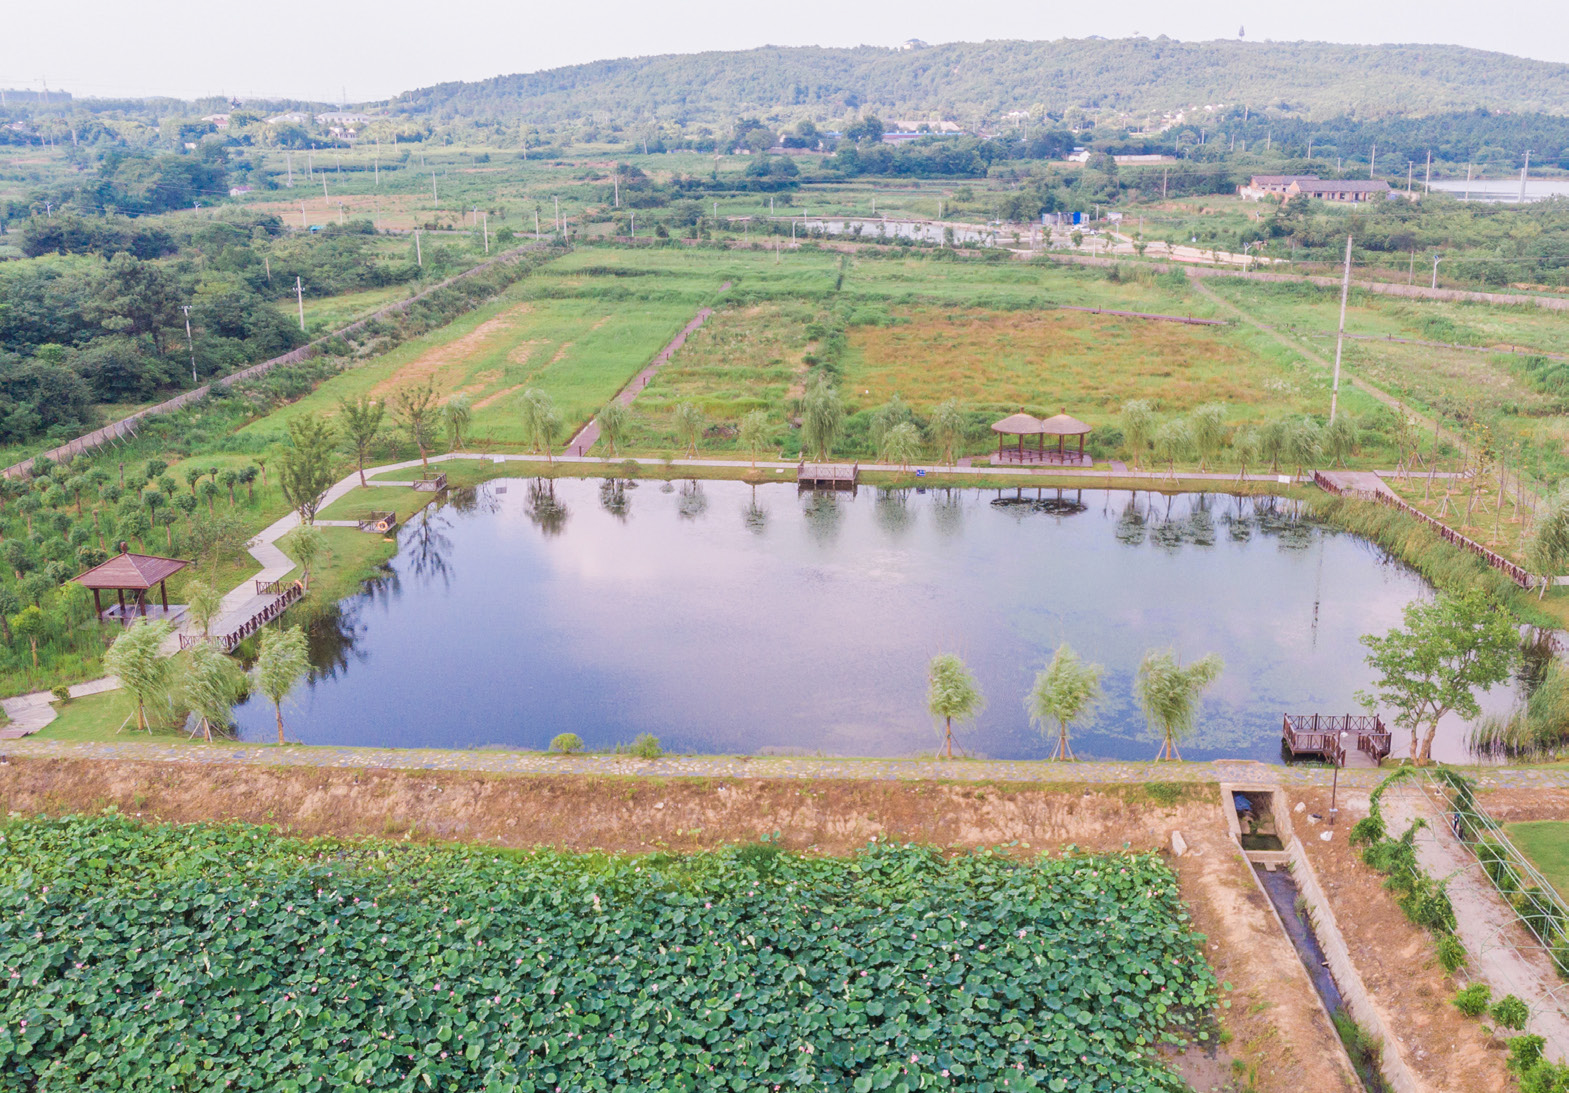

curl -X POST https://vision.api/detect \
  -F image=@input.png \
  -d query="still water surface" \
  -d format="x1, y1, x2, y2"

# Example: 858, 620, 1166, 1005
233, 479, 1518, 762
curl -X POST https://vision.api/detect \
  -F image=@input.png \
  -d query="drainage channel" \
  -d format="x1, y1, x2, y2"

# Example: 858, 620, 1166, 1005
1252, 865, 1386, 1092
1224, 785, 1388, 1093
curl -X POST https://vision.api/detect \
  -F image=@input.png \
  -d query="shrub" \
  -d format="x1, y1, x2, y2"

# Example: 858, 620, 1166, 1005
1492, 994, 1530, 1030
1437, 933, 1468, 975
1452, 983, 1493, 1017
50, 685, 71, 704
616, 733, 662, 759
1348, 813, 1386, 848
548, 732, 584, 754
1509, 1034, 1547, 1075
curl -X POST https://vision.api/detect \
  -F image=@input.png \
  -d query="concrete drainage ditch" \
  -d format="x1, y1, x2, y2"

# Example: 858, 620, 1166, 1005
1218, 783, 1418, 1093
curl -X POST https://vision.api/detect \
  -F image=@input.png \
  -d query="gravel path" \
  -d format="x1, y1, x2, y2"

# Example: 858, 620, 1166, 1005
1382, 780, 1569, 1059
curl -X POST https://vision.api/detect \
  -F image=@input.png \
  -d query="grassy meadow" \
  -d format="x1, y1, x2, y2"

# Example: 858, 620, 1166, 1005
1504, 821, 1569, 901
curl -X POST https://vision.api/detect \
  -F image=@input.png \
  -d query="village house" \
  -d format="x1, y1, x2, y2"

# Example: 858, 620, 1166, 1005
1238, 174, 1317, 199
1240, 174, 1393, 203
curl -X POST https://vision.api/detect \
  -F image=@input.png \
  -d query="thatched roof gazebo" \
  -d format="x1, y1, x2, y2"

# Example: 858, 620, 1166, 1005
1039, 411, 1094, 465
71, 545, 190, 623
990, 410, 1094, 466
991, 412, 1048, 462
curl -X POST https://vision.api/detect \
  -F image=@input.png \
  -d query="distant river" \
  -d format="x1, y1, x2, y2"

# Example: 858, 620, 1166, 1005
231, 480, 1527, 763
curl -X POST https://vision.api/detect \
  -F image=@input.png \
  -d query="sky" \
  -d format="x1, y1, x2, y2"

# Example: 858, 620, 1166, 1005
4, 0, 1565, 103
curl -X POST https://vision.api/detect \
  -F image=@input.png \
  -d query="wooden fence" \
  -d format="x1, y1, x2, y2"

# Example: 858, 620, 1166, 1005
1313, 470, 1536, 589
3, 241, 554, 481
180, 582, 304, 653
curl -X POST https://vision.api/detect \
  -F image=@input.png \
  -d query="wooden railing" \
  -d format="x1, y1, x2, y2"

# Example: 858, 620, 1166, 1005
1314, 470, 1536, 589
180, 583, 305, 652
1282, 714, 1393, 763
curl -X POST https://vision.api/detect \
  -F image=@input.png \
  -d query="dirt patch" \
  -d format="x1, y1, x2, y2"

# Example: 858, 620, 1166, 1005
367, 303, 530, 399
1295, 787, 1514, 1092
505, 340, 546, 365
0, 759, 1352, 1093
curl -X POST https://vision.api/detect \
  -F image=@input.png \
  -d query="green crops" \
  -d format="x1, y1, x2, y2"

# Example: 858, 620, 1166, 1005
0, 816, 1220, 1092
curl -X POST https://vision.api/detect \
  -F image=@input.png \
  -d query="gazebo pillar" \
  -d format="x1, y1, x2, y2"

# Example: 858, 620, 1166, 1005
92, 588, 102, 618
160, 581, 169, 611
117, 589, 126, 617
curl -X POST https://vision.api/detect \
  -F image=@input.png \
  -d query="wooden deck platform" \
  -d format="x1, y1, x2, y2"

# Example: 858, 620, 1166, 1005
1282, 714, 1391, 768
798, 462, 859, 489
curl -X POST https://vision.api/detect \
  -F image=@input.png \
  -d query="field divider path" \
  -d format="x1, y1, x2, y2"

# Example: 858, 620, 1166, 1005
565, 281, 733, 453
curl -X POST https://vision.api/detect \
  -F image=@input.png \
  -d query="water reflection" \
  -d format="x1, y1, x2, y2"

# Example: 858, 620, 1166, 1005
232, 481, 1531, 762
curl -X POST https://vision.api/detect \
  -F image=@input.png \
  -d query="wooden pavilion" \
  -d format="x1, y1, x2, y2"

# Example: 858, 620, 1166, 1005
990, 410, 1094, 466
1038, 411, 1094, 466
990, 412, 1049, 463
71, 546, 190, 624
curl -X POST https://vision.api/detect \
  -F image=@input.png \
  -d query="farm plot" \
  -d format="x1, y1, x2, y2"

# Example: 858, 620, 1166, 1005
0, 815, 1222, 1092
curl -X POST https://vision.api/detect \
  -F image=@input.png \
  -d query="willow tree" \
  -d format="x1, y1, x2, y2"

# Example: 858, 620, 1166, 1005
675, 401, 705, 456
1189, 403, 1226, 472
183, 640, 245, 742
1121, 399, 1154, 469
1136, 649, 1223, 761
597, 401, 631, 456
1324, 415, 1359, 468
1026, 643, 1104, 761
444, 394, 473, 451
1526, 488, 1569, 599
931, 398, 966, 466
253, 625, 310, 745
738, 409, 769, 467
880, 421, 922, 470
870, 394, 913, 453
104, 619, 175, 733
1152, 419, 1191, 480
801, 377, 845, 462
928, 653, 984, 759
1232, 427, 1260, 482
1285, 418, 1324, 479
185, 579, 224, 639
520, 388, 562, 461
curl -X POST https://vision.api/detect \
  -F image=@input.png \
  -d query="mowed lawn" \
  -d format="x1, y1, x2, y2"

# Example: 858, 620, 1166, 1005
1504, 821, 1569, 901
242, 283, 704, 449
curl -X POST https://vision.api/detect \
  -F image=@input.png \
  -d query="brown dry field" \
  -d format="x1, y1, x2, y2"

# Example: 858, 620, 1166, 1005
843, 308, 1309, 420
0, 757, 1361, 1093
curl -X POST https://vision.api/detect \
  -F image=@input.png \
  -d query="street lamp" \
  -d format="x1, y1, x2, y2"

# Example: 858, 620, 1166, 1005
1329, 729, 1349, 824
1431, 254, 1444, 290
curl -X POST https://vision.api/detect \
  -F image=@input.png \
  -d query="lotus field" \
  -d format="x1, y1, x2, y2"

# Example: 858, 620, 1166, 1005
0, 817, 1222, 1091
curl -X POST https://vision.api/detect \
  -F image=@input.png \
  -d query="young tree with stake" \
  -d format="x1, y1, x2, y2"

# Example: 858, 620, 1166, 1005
1136, 649, 1223, 761
1026, 643, 1104, 761
104, 619, 175, 733
252, 626, 310, 745
597, 401, 630, 457
338, 396, 385, 487
278, 414, 338, 525
183, 640, 245, 742
675, 401, 705, 457
931, 398, 966, 467
520, 389, 562, 461
928, 653, 984, 759
396, 381, 438, 470
738, 409, 769, 467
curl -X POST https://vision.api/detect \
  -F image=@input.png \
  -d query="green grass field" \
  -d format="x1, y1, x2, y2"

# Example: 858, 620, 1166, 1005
1504, 821, 1569, 900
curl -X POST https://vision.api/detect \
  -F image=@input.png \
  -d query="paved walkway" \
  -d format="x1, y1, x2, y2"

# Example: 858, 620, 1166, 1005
565, 283, 731, 453
5, 735, 1569, 790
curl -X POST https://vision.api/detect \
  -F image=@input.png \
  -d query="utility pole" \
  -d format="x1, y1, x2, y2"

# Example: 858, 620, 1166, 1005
414, 230, 422, 267
534, 209, 540, 238
1406, 162, 1413, 193
1520, 150, 1534, 203
374, 140, 379, 187
1464, 162, 1473, 201
295, 277, 305, 332
613, 172, 619, 207
1432, 254, 1443, 289
1329, 235, 1353, 424
322, 176, 329, 204
1307, 138, 1313, 159
1162, 166, 1168, 199
181, 306, 197, 384
482, 212, 489, 253
1424, 150, 1432, 193
285, 151, 293, 187
553, 195, 559, 232
264, 255, 271, 283
432, 172, 438, 209
300, 201, 306, 229
1369, 144, 1376, 179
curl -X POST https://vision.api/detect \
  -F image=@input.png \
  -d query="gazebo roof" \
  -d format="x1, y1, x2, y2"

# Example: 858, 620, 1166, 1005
71, 551, 190, 591
990, 412, 1047, 436
1038, 412, 1093, 436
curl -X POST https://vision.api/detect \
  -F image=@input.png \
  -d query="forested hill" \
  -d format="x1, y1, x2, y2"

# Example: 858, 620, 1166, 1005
391, 38, 1569, 126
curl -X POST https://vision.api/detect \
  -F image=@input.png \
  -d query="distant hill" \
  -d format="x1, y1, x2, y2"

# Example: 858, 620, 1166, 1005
390, 38, 1569, 127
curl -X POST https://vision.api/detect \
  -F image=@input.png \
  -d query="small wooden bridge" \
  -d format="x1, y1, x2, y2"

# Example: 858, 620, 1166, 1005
798, 462, 859, 490
179, 581, 305, 653
1281, 714, 1392, 767
412, 471, 448, 493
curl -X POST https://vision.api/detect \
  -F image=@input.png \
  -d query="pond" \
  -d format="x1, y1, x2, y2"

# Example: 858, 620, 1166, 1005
232, 478, 1525, 762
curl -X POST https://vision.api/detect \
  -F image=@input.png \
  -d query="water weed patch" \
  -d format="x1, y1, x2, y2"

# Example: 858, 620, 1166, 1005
0, 815, 1220, 1091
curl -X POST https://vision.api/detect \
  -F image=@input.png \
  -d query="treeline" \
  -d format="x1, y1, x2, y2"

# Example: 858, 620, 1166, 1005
387, 39, 1569, 126
0, 212, 430, 446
